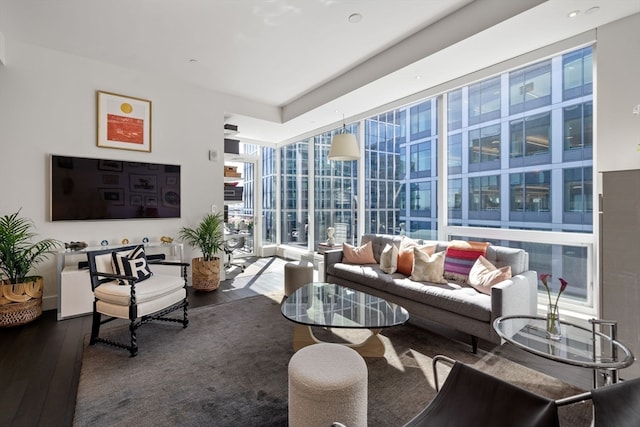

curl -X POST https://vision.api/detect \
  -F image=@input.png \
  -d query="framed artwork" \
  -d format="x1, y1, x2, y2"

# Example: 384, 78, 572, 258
162, 187, 180, 207
130, 195, 143, 206
145, 196, 158, 207
97, 91, 152, 152
129, 174, 157, 193
98, 188, 124, 205
166, 176, 178, 185
98, 159, 123, 172
102, 174, 120, 185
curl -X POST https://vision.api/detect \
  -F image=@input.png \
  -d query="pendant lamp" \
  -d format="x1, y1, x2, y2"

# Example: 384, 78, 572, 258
328, 121, 360, 161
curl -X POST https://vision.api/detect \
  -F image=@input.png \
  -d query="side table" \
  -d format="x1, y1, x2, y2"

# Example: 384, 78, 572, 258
494, 315, 634, 388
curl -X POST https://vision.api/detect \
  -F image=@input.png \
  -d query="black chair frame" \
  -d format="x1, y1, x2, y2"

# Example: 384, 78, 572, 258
87, 245, 189, 357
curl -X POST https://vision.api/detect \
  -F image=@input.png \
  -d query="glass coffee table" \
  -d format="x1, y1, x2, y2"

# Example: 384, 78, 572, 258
494, 315, 634, 387
280, 282, 410, 357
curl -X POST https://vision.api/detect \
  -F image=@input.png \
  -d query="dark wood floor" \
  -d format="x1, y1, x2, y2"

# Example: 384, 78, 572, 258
0, 256, 594, 426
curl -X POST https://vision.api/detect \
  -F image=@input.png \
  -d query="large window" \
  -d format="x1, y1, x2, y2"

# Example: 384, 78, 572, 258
271, 45, 594, 309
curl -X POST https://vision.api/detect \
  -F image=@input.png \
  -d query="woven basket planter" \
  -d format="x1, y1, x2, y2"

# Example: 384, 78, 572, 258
0, 276, 44, 327
191, 257, 221, 291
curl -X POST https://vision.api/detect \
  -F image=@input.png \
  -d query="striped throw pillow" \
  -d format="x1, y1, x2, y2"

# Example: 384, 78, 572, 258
111, 245, 153, 285
443, 240, 490, 284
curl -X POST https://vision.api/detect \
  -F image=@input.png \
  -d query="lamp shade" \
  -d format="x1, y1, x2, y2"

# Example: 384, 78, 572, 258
328, 133, 360, 160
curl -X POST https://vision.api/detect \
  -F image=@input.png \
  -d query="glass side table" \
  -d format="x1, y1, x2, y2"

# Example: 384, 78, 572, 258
494, 315, 634, 388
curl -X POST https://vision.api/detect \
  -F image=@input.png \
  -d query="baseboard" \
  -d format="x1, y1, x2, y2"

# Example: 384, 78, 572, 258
43, 295, 57, 312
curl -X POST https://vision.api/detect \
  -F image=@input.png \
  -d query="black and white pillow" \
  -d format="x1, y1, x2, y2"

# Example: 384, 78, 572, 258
111, 245, 153, 285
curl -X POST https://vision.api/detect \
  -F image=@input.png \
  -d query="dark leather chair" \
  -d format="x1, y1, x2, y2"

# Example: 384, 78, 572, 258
86, 245, 189, 356
404, 355, 640, 427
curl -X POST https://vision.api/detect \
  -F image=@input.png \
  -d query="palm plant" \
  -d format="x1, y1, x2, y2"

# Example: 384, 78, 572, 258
178, 212, 224, 261
0, 209, 61, 284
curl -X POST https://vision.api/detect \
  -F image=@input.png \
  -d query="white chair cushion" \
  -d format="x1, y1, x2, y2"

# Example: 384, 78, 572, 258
94, 274, 185, 306
97, 287, 186, 319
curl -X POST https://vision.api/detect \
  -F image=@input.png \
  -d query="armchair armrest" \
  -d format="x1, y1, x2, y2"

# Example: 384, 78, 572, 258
90, 270, 138, 283
148, 260, 190, 267
323, 249, 344, 279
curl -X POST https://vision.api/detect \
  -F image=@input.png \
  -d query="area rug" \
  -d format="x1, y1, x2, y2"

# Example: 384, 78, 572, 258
73, 294, 592, 426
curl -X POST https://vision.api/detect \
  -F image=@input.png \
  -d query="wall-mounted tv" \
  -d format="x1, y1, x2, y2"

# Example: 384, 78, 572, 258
50, 155, 181, 221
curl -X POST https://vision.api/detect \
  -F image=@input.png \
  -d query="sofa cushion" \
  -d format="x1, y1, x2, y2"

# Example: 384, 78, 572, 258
410, 249, 447, 283
380, 243, 398, 274
485, 246, 528, 276
342, 241, 377, 265
389, 278, 492, 322
443, 240, 490, 284
329, 263, 397, 294
468, 255, 512, 295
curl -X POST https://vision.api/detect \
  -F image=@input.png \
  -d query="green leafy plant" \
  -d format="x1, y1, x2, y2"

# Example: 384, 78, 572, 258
0, 209, 61, 284
178, 212, 224, 261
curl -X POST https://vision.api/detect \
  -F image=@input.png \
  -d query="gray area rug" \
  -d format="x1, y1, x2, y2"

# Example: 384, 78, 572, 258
74, 294, 592, 426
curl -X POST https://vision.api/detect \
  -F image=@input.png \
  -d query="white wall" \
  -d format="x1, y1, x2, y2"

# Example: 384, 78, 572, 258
597, 13, 640, 172
0, 40, 228, 308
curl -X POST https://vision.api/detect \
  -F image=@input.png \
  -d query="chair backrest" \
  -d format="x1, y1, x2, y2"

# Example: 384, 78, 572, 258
225, 236, 244, 252
406, 361, 560, 427
590, 377, 640, 427
86, 245, 139, 291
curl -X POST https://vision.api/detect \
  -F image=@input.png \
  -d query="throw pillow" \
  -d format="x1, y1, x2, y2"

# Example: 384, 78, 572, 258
342, 241, 377, 265
410, 249, 447, 283
397, 237, 436, 276
468, 255, 512, 295
443, 240, 490, 284
111, 245, 153, 284
379, 243, 399, 274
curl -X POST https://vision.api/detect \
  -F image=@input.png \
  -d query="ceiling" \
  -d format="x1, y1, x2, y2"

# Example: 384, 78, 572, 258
1, 0, 638, 144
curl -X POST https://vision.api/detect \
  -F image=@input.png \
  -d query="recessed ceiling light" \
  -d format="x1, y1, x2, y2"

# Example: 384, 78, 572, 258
568, 10, 580, 18
585, 6, 600, 15
348, 13, 363, 24
415, 75, 421, 80
189, 59, 198, 63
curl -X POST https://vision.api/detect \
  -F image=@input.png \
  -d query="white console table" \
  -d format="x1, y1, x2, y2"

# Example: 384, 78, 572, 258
56, 242, 183, 320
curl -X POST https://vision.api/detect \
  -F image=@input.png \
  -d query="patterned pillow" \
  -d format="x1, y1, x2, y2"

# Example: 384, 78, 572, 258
410, 249, 447, 283
468, 255, 512, 294
443, 240, 490, 284
342, 241, 377, 265
379, 243, 398, 274
111, 245, 153, 284
397, 237, 436, 276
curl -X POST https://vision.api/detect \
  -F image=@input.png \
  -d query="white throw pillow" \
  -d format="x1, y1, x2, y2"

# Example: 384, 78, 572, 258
410, 249, 447, 284
379, 243, 398, 274
468, 255, 512, 295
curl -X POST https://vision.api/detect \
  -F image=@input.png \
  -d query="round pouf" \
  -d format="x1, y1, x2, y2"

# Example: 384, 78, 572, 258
288, 343, 368, 427
284, 261, 313, 297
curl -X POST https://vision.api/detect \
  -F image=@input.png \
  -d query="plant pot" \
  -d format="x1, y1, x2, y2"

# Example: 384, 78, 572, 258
0, 276, 43, 327
191, 257, 221, 291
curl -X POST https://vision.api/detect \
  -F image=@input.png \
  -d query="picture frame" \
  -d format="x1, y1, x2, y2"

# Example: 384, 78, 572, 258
97, 90, 152, 152
98, 188, 124, 205
145, 196, 158, 207
162, 187, 180, 207
129, 174, 157, 193
98, 159, 123, 172
130, 195, 143, 206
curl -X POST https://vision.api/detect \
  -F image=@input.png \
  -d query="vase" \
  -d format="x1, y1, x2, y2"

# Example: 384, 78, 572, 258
546, 304, 561, 340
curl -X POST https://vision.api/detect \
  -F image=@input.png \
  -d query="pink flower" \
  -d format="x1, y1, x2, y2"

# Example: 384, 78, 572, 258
539, 274, 569, 307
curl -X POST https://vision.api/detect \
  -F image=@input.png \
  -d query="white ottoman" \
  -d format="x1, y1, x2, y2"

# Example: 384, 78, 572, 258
284, 261, 313, 297
288, 343, 368, 427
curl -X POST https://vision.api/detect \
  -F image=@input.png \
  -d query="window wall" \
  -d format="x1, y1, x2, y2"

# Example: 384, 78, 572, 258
263, 45, 595, 312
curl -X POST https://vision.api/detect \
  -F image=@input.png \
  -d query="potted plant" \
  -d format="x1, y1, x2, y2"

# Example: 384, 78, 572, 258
179, 212, 225, 291
0, 209, 61, 327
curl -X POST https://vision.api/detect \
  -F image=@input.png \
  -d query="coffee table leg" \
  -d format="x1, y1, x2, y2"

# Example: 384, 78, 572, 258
292, 325, 386, 357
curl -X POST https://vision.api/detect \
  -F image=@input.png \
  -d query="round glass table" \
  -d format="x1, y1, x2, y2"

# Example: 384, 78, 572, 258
494, 315, 634, 387
281, 282, 409, 357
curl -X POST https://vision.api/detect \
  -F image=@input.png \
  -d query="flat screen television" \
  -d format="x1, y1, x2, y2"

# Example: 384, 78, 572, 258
50, 155, 181, 221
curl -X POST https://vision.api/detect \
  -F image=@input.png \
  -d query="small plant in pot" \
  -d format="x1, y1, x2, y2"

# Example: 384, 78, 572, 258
179, 212, 225, 291
0, 209, 61, 326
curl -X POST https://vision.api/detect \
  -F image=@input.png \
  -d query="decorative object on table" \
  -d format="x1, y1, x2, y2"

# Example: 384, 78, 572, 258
160, 236, 173, 244
142, 237, 149, 244
326, 226, 336, 246
540, 273, 568, 340
121, 238, 129, 245
64, 241, 88, 251
101, 240, 109, 247
0, 209, 61, 327
97, 90, 152, 153
179, 212, 224, 291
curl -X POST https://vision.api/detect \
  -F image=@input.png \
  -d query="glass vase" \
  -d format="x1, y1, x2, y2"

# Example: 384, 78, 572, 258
546, 304, 561, 340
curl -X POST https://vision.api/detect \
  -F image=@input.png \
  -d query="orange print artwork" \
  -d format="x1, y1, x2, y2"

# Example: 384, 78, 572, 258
107, 114, 144, 144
